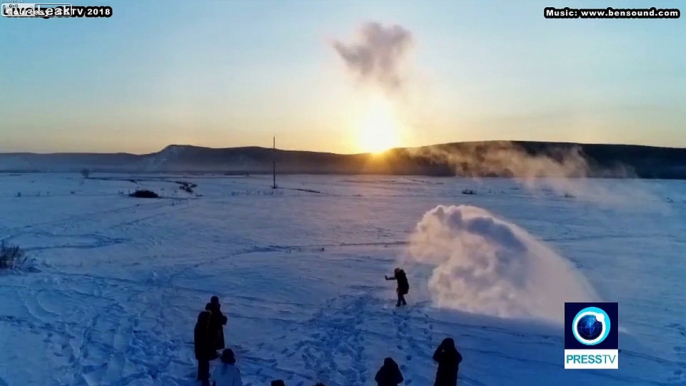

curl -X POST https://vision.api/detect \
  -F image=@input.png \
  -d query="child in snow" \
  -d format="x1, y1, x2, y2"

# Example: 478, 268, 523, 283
385, 268, 409, 307
433, 338, 463, 386
211, 349, 242, 386
375, 357, 404, 386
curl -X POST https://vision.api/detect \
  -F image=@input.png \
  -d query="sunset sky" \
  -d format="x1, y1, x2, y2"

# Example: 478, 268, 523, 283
1, 0, 684, 154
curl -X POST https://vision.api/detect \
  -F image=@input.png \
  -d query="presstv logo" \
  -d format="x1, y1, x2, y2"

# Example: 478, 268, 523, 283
564, 302, 618, 369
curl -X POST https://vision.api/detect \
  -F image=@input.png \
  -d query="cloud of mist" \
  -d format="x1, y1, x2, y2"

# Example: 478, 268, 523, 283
408, 205, 599, 323
333, 22, 413, 94
412, 141, 594, 178
409, 141, 664, 208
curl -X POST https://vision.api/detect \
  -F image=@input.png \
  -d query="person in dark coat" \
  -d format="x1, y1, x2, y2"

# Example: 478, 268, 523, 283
195, 310, 217, 385
206, 296, 228, 350
385, 268, 409, 307
375, 357, 404, 386
271, 380, 286, 386
433, 338, 463, 386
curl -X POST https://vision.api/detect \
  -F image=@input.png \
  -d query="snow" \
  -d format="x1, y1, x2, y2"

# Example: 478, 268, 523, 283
0, 173, 684, 386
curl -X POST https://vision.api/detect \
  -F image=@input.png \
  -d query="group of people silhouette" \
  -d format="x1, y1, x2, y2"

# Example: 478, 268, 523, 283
194, 296, 229, 385
373, 338, 463, 386
193, 268, 463, 385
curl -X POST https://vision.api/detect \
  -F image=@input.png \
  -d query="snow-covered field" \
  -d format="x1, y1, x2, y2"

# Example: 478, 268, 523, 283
0, 173, 684, 386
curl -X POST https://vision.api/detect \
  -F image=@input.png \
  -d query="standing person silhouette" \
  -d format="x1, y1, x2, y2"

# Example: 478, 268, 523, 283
433, 338, 463, 386
375, 357, 404, 386
385, 267, 409, 307
194, 310, 216, 386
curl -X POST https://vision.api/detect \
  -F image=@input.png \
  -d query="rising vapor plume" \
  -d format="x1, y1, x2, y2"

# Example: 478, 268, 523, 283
408, 205, 599, 323
333, 22, 413, 94
413, 141, 592, 179
408, 141, 660, 207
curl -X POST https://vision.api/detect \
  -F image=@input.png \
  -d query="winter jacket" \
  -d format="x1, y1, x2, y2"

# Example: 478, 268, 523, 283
211, 363, 242, 386
194, 311, 217, 361
433, 346, 462, 386
395, 270, 409, 295
206, 303, 228, 350
375, 358, 404, 386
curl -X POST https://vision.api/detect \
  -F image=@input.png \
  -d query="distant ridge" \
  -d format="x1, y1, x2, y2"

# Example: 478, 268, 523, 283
1, 141, 685, 179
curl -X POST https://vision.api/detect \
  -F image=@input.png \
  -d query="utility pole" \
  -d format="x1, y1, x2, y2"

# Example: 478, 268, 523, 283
272, 136, 277, 189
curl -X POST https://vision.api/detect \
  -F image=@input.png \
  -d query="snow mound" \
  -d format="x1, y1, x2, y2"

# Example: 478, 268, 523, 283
409, 205, 599, 323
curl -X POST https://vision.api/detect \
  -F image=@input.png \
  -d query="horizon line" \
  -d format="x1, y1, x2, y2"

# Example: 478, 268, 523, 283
2, 139, 686, 156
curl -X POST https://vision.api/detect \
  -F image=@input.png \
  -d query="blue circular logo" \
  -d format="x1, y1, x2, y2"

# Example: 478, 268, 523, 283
573, 307, 610, 345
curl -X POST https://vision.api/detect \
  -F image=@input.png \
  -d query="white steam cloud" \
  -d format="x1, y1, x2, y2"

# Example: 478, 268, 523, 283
333, 22, 413, 94
408, 205, 599, 323
417, 142, 591, 179
410, 142, 663, 208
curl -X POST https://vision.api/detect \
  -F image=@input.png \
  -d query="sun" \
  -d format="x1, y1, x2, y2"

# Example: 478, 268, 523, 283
357, 97, 401, 154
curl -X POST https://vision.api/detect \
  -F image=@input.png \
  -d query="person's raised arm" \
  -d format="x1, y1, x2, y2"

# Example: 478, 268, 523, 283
433, 346, 443, 363
385, 275, 396, 281
456, 349, 463, 364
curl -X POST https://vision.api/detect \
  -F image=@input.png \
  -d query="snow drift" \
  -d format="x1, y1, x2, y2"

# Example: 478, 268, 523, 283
408, 205, 599, 323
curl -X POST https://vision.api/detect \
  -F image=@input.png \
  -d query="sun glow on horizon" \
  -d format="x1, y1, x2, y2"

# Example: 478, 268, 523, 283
356, 96, 402, 154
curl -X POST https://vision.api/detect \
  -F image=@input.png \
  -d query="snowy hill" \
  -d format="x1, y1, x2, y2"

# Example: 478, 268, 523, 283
2, 141, 686, 178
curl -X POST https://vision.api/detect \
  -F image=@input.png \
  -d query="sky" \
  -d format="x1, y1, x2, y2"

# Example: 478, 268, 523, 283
0, 0, 684, 154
